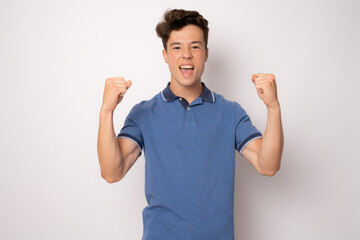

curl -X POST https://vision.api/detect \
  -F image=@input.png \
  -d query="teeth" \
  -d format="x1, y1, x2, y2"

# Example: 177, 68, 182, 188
180, 65, 194, 69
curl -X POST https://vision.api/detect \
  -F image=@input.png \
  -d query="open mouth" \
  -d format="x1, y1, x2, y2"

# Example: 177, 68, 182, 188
179, 65, 195, 75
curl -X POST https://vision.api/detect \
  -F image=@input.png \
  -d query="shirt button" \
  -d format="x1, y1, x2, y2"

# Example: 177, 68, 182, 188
179, 98, 183, 101
187, 107, 190, 110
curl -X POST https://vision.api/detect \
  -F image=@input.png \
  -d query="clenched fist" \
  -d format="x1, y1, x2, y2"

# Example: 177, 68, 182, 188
252, 73, 279, 108
101, 77, 132, 112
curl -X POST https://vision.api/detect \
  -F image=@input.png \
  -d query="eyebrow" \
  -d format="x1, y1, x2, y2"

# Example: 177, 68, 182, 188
170, 41, 203, 46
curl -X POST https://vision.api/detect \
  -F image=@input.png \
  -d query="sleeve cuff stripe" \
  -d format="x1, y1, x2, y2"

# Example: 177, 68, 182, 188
237, 133, 263, 153
117, 133, 143, 151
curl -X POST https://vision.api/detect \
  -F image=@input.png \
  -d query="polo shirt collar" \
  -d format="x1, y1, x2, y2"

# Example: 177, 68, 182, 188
161, 81, 215, 103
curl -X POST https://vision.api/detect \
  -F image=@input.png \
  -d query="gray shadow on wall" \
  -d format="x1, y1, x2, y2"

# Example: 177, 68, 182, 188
202, 48, 234, 95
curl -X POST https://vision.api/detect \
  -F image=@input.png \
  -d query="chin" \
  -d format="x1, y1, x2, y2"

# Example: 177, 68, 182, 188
177, 78, 200, 87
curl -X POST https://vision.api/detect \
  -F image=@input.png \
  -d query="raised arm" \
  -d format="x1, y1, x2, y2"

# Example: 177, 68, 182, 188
97, 77, 140, 183
241, 73, 284, 176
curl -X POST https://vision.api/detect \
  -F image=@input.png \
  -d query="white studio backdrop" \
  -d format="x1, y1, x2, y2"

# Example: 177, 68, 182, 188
0, 0, 359, 239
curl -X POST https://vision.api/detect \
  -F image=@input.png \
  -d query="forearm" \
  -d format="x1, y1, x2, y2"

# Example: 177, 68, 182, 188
97, 108, 123, 180
258, 104, 284, 175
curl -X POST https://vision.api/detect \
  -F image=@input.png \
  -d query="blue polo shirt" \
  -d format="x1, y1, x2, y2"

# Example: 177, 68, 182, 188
117, 82, 262, 240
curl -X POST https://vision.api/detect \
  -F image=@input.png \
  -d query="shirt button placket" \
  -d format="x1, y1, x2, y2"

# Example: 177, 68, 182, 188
185, 105, 196, 127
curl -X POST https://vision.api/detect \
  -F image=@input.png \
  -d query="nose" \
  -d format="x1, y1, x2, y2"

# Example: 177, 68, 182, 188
182, 48, 193, 59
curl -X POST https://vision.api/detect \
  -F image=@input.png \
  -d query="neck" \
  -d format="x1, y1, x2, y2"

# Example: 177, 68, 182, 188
169, 80, 203, 104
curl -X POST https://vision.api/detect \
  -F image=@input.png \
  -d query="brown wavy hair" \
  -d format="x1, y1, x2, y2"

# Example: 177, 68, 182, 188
156, 9, 209, 51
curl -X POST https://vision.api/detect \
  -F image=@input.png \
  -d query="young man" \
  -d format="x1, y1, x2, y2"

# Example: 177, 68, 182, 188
97, 9, 283, 240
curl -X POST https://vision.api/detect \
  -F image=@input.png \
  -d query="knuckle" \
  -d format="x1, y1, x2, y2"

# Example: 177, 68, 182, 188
106, 78, 114, 85
118, 87, 126, 93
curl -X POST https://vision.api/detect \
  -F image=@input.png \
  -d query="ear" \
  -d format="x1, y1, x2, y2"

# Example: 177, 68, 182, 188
162, 49, 168, 64
205, 48, 209, 62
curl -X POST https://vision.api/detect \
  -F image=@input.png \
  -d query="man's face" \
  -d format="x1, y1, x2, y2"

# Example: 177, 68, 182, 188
162, 24, 208, 88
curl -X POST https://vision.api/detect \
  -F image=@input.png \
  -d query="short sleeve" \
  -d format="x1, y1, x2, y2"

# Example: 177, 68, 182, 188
235, 102, 262, 154
117, 105, 144, 156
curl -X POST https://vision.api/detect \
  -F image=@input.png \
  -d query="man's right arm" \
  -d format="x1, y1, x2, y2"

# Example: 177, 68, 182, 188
97, 77, 140, 183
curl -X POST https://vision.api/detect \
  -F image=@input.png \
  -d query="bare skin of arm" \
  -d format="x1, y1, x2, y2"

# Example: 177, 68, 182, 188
241, 73, 284, 176
97, 77, 140, 183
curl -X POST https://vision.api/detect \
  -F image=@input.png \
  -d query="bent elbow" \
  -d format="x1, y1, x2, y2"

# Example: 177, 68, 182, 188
104, 177, 121, 183
261, 170, 277, 177
259, 166, 280, 177
101, 173, 123, 184
103, 176, 122, 183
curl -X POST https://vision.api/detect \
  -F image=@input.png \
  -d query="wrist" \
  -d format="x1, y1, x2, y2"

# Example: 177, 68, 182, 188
266, 101, 280, 111
100, 106, 114, 116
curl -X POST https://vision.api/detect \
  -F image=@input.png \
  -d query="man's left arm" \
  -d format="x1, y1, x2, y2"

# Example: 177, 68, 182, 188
241, 73, 284, 176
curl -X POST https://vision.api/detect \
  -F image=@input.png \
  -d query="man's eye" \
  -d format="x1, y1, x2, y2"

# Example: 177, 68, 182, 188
192, 46, 200, 49
173, 46, 181, 50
